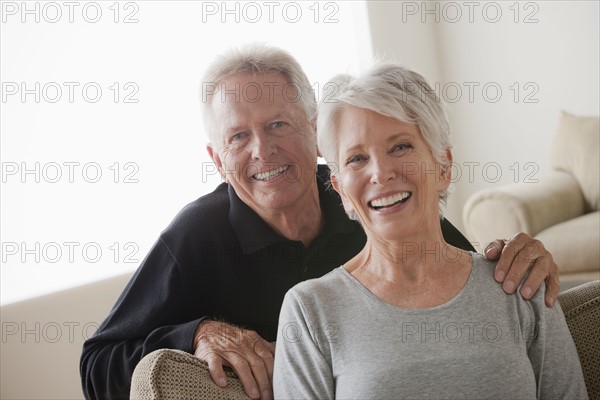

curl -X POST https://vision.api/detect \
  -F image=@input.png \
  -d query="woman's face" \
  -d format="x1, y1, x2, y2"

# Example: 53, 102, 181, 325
332, 105, 451, 242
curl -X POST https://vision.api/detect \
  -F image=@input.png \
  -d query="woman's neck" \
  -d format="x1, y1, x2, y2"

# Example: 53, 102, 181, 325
345, 230, 473, 308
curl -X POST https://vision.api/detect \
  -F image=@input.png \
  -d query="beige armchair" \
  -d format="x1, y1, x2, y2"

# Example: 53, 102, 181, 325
130, 348, 249, 399
130, 280, 600, 400
463, 112, 599, 287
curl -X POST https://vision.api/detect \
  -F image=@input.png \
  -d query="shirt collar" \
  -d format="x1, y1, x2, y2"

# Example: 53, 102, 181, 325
228, 165, 360, 255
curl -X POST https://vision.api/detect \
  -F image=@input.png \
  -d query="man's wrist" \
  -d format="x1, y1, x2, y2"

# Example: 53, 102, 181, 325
193, 318, 211, 351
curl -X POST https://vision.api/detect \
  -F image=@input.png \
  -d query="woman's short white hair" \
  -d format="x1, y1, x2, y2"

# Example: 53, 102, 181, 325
317, 62, 453, 214
201, 43, 316, 148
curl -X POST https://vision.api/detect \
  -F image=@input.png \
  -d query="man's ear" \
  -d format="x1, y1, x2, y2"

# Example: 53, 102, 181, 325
206, 144, 226, 182
309, 118, 320, 157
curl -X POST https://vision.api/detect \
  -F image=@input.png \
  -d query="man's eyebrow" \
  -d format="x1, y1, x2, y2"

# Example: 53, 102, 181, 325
268, 111, 286, 120
265, 111, 297, 125
225, 125, 246, 135
224, 110, 291, 134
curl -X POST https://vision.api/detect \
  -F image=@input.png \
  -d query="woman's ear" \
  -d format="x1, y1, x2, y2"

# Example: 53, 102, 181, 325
331, 174, 356, 219
206, 144, 226, 182
330, 173, 341, 194
439, 149, 453, 189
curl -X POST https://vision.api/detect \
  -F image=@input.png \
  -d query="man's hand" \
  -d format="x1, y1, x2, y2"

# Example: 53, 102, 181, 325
484, 232, 560, 307
194, 320, 275, 400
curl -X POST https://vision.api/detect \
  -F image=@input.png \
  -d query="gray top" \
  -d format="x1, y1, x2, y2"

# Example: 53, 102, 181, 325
273, 253, 587, 399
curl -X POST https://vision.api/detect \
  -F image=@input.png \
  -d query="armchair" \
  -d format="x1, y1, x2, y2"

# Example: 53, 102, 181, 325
463, 111, 599, 285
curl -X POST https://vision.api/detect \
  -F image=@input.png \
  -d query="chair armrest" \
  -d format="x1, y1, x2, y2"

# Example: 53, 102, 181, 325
557, 280, 600, 399
130, 349, 249, 400
463, 171, 585, 247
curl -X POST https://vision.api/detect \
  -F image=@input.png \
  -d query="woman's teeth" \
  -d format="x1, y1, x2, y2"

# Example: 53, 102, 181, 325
369, 192, 411, 209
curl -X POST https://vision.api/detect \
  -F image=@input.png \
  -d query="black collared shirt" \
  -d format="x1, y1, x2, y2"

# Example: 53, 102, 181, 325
80, 165, 474, 399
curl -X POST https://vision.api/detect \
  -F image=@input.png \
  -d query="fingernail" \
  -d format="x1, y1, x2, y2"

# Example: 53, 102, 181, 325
263, 390, 272, 400
521, 287, 532, 299
218, 378, 227, 387
504, 280, 515, 293
495, 270, 505, 282
547, 297, 556, 307
251, 388, 260, 398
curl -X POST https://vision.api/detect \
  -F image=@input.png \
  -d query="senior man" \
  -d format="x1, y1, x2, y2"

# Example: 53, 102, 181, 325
80, 45, 560, 400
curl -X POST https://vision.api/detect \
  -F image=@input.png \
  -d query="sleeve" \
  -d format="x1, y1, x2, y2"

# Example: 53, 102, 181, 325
79, 237, 204, 400
273, 290, 335, 400
525, 288, 588, 399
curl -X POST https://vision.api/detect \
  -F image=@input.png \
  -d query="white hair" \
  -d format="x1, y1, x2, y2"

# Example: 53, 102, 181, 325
200, 43, 316, 148
317, 62, 453, 214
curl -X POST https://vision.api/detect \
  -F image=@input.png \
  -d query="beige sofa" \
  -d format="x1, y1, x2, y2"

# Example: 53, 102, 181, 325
130, 280, 600, 400
463, 112, 600, 287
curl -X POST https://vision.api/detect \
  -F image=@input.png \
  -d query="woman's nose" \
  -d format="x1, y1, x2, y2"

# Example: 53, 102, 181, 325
369, 157, 397, 185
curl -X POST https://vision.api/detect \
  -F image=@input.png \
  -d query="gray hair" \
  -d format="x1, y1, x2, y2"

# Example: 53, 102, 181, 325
317, 62, 453, 214
200, 43, 316, 148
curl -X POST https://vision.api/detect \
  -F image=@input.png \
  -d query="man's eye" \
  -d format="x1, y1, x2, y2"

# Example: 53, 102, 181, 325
230, 132, 248, 142
270, 121, 287, 129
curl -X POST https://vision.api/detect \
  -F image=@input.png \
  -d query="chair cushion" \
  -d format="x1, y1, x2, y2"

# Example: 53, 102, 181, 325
550, 111, 600, 212
558, 280, 600, 399
130, 349, 249, 400
535, 211, 600, 274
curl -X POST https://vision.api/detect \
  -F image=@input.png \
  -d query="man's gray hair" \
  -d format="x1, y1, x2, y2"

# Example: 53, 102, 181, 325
201, 43, 316, 148
317, 62, 453, 213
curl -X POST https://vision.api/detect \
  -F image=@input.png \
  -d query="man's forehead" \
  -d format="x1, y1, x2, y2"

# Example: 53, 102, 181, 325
212, 79, 305, 120
217, 72, 298, 103
208, 71, 309, 136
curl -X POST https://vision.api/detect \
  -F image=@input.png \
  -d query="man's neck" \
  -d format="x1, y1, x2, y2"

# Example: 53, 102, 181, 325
257, 185, 323, 248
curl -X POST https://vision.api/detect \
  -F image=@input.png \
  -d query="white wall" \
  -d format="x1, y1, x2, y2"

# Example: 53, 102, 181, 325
366, 0, 443, 83
0, 273, 132, 399
366, 1, 599, 240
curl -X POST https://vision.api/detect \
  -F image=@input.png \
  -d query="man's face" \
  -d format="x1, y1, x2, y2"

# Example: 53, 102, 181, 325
207, 72, 318, 215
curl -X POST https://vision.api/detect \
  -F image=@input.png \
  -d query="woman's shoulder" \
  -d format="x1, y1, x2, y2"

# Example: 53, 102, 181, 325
470, 252, 547, 318
286, 267, 353, 310
470, 252, 503, 290
290, 267, 347, 296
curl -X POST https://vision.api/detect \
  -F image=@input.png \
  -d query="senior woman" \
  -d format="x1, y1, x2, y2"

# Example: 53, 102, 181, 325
272, 63, 587, 399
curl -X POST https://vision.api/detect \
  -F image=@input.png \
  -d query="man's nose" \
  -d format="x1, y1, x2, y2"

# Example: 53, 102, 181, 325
251, 132, 277, 160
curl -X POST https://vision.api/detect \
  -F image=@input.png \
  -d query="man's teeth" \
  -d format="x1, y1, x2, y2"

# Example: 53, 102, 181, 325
370, 192, 411, 209
253, 166, 289, 181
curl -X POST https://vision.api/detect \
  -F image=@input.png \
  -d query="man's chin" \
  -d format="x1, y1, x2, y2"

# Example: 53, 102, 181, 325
254, 190, 304, 211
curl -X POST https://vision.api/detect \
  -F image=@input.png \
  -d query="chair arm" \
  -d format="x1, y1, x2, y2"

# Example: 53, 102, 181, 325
130, 349, 249, 400
463, 171, 585, 247
557, 280, 600, 399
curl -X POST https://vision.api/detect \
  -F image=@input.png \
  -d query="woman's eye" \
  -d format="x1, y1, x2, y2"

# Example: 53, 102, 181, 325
346, 154, 366, 165
391, 143, 411, 154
